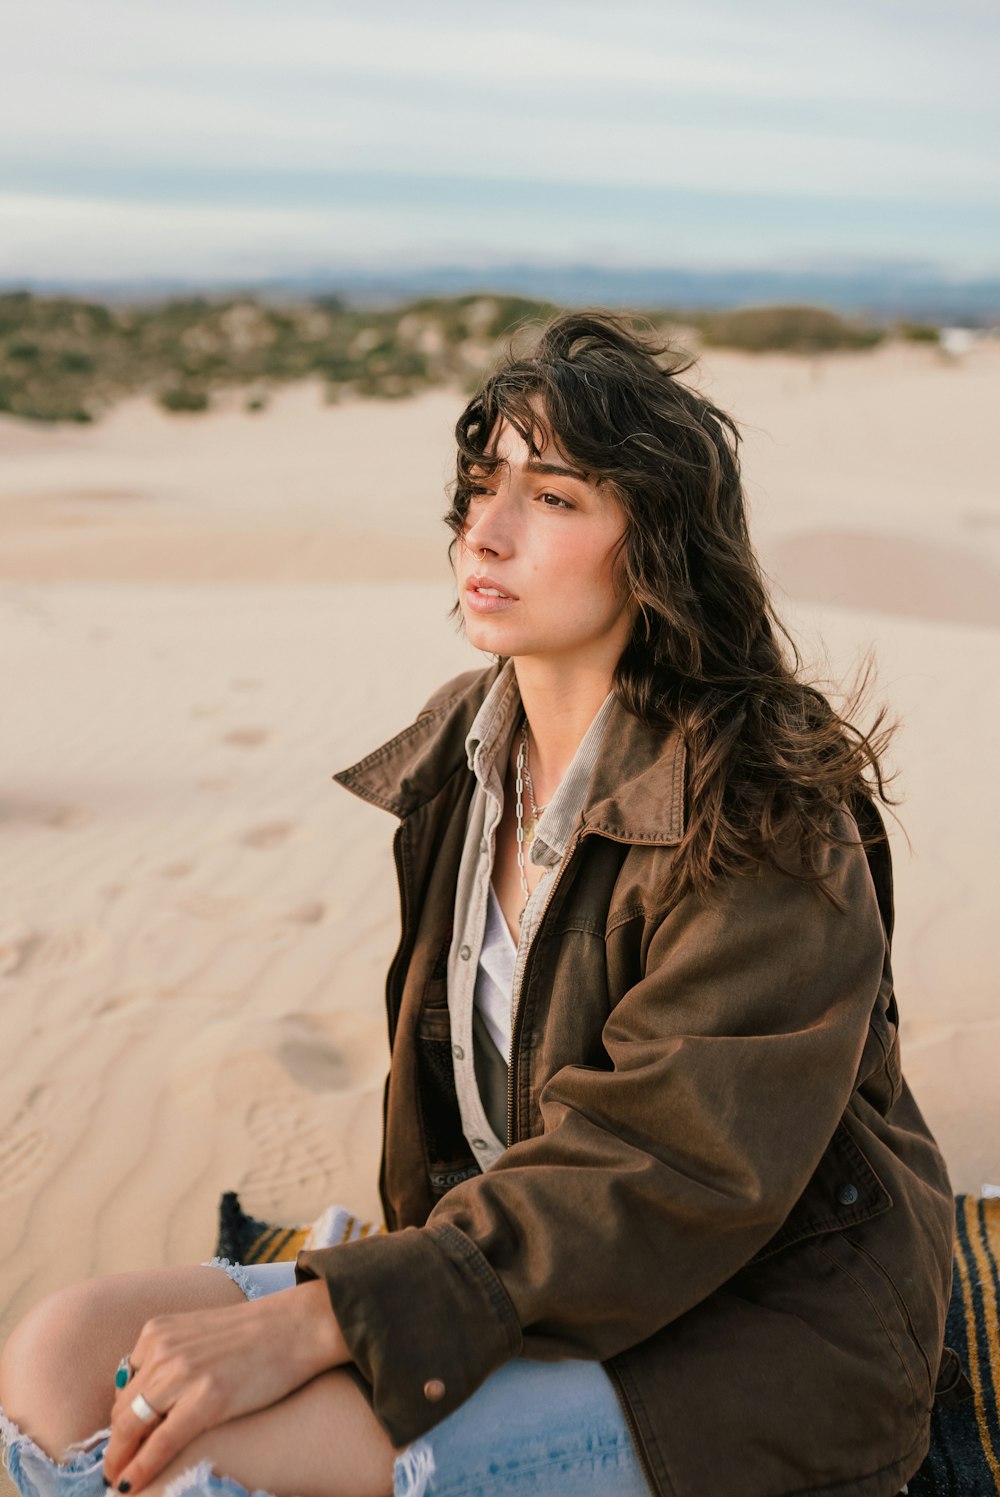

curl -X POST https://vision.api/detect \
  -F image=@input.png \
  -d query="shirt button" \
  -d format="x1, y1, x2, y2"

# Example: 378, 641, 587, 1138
423, 1378, 446, 1402
452, 1044, 464, 1059
472, 1138, 488, 1150
837, 1183, 859, 1206
459, 944, 471, 960
479, 837, 487, 854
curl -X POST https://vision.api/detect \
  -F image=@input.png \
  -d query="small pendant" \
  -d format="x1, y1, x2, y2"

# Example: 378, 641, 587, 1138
520, 815, 537, 844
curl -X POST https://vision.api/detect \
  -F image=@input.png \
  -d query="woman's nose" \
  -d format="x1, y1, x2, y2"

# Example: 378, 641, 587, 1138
462, 507, 513, 560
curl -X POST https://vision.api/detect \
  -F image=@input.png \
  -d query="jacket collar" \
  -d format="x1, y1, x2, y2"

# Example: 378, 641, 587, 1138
332, 663, 687, 847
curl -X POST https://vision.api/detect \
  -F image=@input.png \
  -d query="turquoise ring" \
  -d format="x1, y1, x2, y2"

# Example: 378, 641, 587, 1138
114, 1356, 134, 1390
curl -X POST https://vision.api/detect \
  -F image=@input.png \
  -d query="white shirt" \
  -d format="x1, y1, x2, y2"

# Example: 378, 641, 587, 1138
474, 883, 518, 1058
447, 659, 617, 1170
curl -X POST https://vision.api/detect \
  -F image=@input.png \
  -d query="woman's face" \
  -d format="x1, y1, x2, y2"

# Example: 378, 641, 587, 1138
456, 401, 635, 670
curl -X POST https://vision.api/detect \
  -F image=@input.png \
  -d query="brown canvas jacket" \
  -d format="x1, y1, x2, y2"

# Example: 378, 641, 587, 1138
295, 663, 957, 1497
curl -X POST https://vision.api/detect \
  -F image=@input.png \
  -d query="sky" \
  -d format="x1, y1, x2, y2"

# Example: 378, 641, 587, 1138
2, 0, 998, 286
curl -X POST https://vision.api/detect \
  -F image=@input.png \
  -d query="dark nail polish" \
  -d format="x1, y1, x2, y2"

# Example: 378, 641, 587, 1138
119, 1483, 131, 1493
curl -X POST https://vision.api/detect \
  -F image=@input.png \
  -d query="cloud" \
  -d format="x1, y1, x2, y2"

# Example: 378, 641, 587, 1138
2, 0, 997, 278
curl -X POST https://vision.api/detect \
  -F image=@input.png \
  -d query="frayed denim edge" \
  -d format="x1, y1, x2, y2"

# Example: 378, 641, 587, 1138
1, 1403, 111, 1463
393, 1436, 436, 1497
199, 1258, 266, 1302
0, 1401, 111, 1496
161, 1457, 278, 1497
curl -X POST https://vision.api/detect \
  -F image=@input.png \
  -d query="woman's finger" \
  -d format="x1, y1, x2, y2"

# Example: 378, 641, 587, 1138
107, 1395, 210, 1496
104, 1387, 171, 1486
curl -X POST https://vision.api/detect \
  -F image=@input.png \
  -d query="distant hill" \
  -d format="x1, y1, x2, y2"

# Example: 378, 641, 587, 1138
295, 264, 1000, 324
0, 288, 963, 425
9, 262, 1000, 323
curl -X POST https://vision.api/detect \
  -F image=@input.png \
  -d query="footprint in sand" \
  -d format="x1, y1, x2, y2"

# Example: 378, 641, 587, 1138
155, 983, 239, 1006
239, 822, 295, 850
227, 1016, 362, 1207
95, 990, 151, 1019
175, 890, 249, 921
239, 1094, 344, 1205
284, 901, 325, 925
35, 801, 90, 829
0, 1121, 51, 1200
0, 923, 105, 978
0, 924, 34, 977
0, 1075, 105, 1198
223, 728, 270, 749
276, 1022, 353, 1094
0, 799, 90, 830
0, 1079, 97, 1201
160, 861, 195, 879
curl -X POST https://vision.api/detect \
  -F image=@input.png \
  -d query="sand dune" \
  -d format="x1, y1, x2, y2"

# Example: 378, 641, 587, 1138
1, 340, 998, 1362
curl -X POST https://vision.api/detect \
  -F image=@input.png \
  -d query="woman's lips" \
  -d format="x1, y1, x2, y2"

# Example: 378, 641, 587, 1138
464, 574, 518, 613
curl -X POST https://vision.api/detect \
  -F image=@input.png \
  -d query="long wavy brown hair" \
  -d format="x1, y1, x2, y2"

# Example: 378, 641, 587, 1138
443, 309, 898, 909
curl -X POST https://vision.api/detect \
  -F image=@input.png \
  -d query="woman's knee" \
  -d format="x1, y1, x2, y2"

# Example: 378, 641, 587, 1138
0, 1278, 110, 1453
1, 1267, 245, 1460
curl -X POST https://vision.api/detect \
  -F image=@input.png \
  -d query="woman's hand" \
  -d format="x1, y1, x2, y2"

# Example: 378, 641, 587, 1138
102, 1279, 349, 1494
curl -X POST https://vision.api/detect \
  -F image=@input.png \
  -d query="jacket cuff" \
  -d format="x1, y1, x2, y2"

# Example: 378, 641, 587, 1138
293, 1220, 523, 1446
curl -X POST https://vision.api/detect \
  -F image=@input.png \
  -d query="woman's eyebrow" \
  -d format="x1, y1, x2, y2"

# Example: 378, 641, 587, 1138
523, 459, 590, 482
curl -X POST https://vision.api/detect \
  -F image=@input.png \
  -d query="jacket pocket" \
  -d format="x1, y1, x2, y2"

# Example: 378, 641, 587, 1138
746, 1121, 893, 1266
816, 1227, 937, 1411
414, 973, 480, 1199
416, 938, 453, 1040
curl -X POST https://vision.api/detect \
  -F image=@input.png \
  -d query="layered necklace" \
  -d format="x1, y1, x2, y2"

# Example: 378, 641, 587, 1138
514, 715, 547, 923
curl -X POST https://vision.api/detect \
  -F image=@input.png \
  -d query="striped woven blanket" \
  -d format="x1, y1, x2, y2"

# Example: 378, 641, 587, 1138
910, 1194, 1000, 1495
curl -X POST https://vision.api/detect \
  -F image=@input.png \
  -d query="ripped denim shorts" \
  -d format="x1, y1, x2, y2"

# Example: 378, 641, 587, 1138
1, 1256, 649, 1497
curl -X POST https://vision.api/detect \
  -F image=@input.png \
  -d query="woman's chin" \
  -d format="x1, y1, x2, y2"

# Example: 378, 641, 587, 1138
463, 617, 516, 654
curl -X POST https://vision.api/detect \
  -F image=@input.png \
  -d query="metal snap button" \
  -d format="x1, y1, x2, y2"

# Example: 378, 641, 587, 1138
459, 944, 471, 960
472, 1137, 487, 1150
452, 1044, 464, 1060
837, 1183, 859, 1206
423, 1378, 446, 1401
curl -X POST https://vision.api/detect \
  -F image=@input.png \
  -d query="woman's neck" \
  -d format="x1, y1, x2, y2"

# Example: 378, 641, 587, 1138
511, 658, 615, 805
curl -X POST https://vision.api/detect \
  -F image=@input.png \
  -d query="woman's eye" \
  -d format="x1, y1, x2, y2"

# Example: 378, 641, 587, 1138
539, 492, 573, 510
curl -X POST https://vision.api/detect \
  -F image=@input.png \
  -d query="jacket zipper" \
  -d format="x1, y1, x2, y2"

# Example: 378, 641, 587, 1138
505, 828, 584, 1148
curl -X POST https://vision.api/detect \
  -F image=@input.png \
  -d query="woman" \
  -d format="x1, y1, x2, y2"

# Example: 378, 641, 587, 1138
0, 311, 957, 1497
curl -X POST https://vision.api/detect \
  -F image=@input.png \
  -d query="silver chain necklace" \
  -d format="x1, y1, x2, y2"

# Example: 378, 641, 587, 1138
514, 716, 547, 923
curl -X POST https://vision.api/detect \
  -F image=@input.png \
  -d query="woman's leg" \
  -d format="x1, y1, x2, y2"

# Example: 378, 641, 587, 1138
114, 1353, 648, 1497
127, 1370, 396, 1497
388, 1357, 650, 1497
2, 1266, 650, 1497
0, 1265, 399, 1497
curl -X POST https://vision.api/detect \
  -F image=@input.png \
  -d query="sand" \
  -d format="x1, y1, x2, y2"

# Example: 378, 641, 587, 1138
2, 340, 999, 1359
